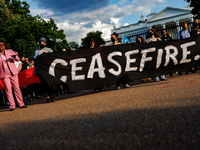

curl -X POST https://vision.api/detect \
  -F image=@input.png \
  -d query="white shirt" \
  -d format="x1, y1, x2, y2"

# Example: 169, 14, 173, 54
14, 61, 22, 69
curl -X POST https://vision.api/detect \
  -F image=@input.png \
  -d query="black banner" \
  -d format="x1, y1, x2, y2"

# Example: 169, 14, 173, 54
34, 35, 200, 92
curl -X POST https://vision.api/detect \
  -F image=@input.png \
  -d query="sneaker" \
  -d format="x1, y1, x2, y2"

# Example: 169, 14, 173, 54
142, 79, 146, 82
124, 84, 130, 88
20, 105, 27, 109
116, 86, 121, 90
160, 77, 167, 81
147, 78, 152, 81
154, 79, 160, 82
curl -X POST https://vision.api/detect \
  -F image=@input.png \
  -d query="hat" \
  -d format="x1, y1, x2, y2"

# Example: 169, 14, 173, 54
39, 37, 47, 43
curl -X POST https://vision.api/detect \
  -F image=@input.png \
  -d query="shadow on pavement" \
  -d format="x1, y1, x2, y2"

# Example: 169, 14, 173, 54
0, 104, 200, 150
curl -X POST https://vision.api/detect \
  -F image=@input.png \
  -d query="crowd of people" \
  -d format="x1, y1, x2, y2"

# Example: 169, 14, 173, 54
0, 19, 200, 111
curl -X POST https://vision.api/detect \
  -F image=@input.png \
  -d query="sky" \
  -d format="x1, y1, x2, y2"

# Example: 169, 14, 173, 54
25, 0, 189, 44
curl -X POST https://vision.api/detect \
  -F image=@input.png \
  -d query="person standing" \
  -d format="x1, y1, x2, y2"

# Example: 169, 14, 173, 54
177, 22, 191, 75
111, 32, 130, 89
0, 41, 27, 111
33, 37, 55, 103
161, 29, 172, 41
146, 29, 167, 82
177, 22, 190, 40
191, 19, 200, 36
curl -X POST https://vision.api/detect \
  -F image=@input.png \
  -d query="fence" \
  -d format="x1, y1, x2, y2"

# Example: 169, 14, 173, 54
113, 22, 193, 44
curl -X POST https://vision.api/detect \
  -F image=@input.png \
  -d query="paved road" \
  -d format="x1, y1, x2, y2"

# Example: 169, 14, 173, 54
0, 73, 200, 150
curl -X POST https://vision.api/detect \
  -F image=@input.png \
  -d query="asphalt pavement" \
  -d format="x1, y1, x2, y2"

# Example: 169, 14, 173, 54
0, 72, 200, 150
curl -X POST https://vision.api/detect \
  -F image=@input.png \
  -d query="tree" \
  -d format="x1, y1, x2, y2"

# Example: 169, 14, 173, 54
81, 31, 105, 48
184, 0, 200, 18
69, 41, 79, 50
0, 0, 69, 57
0, 0, 13, 33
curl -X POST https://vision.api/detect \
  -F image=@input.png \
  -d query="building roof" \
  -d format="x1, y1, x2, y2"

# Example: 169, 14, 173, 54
147, 7, 192, 23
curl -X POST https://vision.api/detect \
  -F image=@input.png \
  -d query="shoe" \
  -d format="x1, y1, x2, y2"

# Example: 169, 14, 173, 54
185, 71, 189, 75
94, 89, 100, 92
147, 78, 152, 81
20, 105, 27, 109
154, 79, 160, 82
10, 108, 15, 111
116, 86, 121, 90
124, 84, 130, 88
142, 79, 146, 82
47, 98, 51, 103
160, 77, 167, 81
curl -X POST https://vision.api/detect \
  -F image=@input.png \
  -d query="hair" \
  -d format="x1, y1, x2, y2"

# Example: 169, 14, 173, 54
136, 36, 146, 43
14, 51, 18, 55
194, 19, 200, 23
0, 41, 5, 45
146, 28, 160, 39
193, 19, 200, 26
111, 32, 119, 38
182, 22, 187, 27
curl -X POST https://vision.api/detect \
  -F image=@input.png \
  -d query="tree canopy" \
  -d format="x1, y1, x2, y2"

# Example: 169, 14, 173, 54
81, 31, 105, 48
69, 41, 79, 50
0, 0, 69, 57
185, 0, 200, 19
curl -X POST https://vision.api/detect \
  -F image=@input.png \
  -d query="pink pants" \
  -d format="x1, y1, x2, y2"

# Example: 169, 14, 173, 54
1, 74, 24, 109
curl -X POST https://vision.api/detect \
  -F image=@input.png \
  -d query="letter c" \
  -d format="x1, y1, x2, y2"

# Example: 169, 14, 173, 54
49, 59, 68, 82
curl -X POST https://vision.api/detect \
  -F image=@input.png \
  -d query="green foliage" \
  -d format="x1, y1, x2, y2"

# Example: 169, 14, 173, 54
69, 41, 79, 50
0, 0, 69, 57
81, 31, 105, 48
0, 0, 13, 32
184, 0, 200, 19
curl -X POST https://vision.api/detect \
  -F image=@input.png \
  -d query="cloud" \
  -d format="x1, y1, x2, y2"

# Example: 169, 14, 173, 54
30, 0, 167, 44
57, 21, 114, 44
33, 0, 109, 15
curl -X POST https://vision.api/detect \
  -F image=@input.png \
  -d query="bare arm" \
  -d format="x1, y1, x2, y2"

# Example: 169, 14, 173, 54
18, 63, 22, 72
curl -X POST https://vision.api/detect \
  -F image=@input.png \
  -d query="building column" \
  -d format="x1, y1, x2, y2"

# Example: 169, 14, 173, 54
148, 26, 152, 29
161, 23, 166, 29
176, 20, 180, 33
190, 17, 194, 27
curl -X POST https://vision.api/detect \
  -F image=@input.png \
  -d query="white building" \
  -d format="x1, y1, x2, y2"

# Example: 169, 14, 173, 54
106, 6, 193, 45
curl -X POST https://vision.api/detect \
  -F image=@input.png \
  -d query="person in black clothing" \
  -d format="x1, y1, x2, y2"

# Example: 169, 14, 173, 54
21, 56, 29, 71
191, 19, 200, 36
161, 29, 172, 41
33, 37, 55, 103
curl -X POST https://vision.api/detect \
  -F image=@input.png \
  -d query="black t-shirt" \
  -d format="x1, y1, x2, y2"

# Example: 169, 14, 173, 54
21, 61, 28, 71
161, 34, 172, 41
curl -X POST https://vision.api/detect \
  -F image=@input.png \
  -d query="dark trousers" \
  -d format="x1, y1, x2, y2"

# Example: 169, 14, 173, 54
38, 74, 55, 100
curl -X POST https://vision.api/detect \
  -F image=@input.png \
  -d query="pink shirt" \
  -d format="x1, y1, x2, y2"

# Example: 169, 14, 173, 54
2, 55, 8, 68
1, 55, 11, 78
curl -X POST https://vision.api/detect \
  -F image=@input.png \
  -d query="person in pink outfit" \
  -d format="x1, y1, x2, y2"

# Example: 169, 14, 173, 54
0, 42, 27, 111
